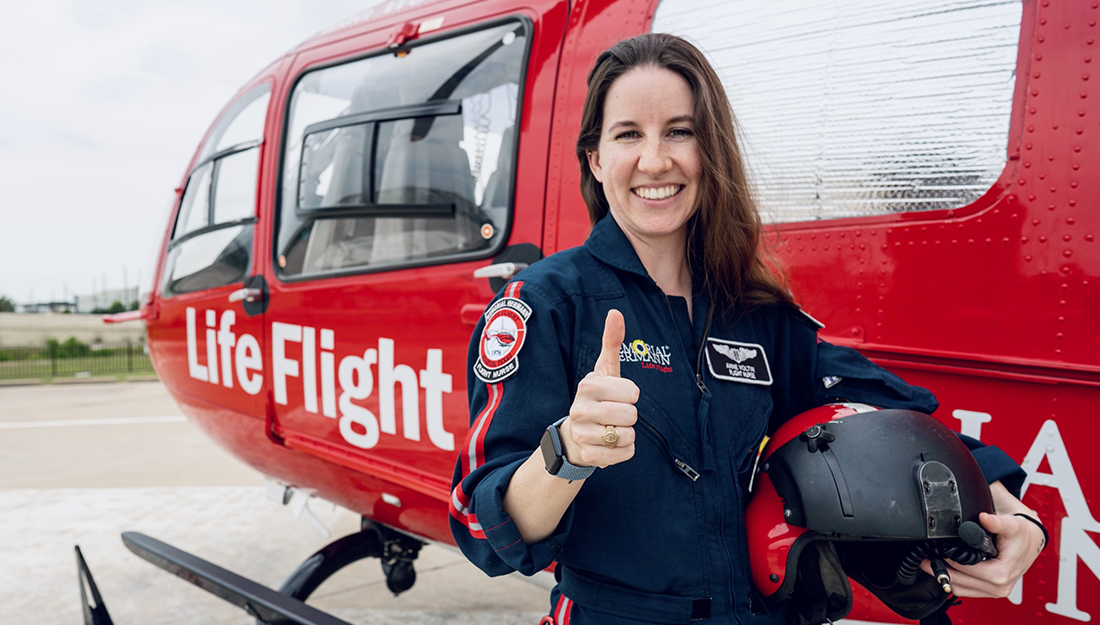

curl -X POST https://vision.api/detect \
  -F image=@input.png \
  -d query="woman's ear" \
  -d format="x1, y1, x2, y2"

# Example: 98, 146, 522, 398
586, 149, 604, 183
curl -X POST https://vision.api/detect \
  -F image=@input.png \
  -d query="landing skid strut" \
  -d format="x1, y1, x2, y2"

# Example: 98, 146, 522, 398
74, 520, 424, 625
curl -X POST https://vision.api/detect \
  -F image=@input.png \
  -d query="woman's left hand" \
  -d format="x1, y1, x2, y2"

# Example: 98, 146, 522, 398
920, 481, 1046, 598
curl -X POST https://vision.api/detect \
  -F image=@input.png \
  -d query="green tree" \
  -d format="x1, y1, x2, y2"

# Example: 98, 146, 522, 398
60, 337, 91, 357
106, 300, 126, 314
0, 296, 14, 313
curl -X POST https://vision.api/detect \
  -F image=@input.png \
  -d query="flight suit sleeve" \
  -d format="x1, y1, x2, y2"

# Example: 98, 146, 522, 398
766, 316, 937, 425
959, 433, 1027, 498
811, 340, 939, 414
811, 339, 1025, 496
449, 281, 576, 577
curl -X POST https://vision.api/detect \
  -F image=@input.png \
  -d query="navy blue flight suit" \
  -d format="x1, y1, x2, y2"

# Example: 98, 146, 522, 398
450, 215, 1025, 625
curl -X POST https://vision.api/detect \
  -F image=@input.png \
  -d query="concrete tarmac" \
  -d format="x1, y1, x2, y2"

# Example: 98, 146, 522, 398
0, 381, 548, 624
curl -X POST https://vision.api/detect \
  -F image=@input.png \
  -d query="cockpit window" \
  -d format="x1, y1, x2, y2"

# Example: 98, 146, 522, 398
276, 21, 528, 278
201, 90, 270, 161
162, 85, 270, 298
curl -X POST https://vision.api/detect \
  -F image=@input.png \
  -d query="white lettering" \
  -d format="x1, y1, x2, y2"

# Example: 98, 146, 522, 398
1052, 516, 1100, 622
235, 333, 263, 395
181, 316, 455, 450
185, 307, 209, 382
1018, 419, 1100, 621
205, 310, 219, 385
218, 311, 237, 389
952, 409, 992, 440
302, 326, 318, 414
338, 349, 379, 448
272, 322, 302, 406
420, 348, 454, 451
378, 337, 420, 441
320, 328, 336, 418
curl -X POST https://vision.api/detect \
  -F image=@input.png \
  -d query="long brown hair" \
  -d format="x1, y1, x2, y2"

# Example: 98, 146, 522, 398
575, 33, 793, 314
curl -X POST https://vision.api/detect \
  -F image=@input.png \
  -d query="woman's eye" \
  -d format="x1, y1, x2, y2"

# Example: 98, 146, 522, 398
669, 128, 694, 138
615, 130, 641, 140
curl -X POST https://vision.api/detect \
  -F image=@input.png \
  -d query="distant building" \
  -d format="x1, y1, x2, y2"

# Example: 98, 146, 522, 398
73, 287, 140, 314
20, 301, 76, 313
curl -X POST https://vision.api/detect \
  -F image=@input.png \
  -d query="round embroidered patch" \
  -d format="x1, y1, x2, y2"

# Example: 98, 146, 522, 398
474, 297, 532, 383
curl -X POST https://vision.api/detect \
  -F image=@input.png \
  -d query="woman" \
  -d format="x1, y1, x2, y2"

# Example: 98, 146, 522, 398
450, 33, 1044, 624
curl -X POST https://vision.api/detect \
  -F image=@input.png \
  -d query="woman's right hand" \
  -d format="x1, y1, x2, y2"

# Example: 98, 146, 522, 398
560, 309, 639, 468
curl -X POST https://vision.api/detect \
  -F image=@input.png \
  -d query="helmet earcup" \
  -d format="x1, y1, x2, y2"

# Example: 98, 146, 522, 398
787, 541, 852, 624
838, 541, 953, 621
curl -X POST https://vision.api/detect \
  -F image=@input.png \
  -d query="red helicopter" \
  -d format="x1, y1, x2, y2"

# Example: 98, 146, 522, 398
87, 0, 1099, 623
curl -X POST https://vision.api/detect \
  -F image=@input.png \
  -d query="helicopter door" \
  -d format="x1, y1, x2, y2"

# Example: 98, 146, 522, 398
150, 84, 272, 420
263, 16, 545, 503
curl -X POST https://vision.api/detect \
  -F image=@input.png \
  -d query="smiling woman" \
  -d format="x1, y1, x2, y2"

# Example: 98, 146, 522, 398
449, 33, 1041, 625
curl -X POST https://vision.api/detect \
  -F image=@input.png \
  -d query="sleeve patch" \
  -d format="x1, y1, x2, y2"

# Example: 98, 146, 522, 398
474, 297, 533, 383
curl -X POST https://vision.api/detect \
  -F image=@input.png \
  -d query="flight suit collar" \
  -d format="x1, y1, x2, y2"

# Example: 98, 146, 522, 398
584, 215, 653, 281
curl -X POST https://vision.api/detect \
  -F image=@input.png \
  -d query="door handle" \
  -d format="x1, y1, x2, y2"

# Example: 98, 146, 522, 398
228, 288, 263, 303
473, 262, 528, 281
461, 303, 489, 326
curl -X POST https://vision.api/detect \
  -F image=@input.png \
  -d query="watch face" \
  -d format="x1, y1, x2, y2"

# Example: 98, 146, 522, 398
540, 426, 564, 475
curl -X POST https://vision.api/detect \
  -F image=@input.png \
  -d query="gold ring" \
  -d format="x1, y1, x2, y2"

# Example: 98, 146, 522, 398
602, 424, 619, 449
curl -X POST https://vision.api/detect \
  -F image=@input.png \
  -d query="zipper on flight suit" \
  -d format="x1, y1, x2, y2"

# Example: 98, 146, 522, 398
636, 415, 700, 481
659, 294, 713, 396
649, 291, 710, 481
690, 302, 740, 615
695, 305, 713, 395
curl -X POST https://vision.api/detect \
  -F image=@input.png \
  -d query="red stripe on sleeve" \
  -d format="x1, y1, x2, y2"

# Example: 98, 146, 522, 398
472, 383, 502, 474
553, 595, 566, 624
449, 482, 487, 539
459, 383, 502, 477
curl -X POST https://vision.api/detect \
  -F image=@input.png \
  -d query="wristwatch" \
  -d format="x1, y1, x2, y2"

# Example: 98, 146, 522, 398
540, 417, 596, 481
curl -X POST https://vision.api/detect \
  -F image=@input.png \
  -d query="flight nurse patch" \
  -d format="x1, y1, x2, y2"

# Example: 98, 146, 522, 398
704, 338, 773, 386
474, 297, 532, 383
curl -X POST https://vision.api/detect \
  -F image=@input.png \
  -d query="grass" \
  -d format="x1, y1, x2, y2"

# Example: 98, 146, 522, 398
0, 350, 154, 381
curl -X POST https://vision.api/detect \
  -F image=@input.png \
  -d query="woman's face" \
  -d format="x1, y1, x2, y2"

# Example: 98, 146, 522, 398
587, 66, 701, 248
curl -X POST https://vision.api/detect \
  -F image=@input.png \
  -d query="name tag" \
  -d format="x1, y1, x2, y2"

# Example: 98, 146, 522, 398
704, 338, 773, 386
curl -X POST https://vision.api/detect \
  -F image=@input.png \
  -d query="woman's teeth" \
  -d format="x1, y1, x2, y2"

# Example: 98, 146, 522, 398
633, 185, 682, 200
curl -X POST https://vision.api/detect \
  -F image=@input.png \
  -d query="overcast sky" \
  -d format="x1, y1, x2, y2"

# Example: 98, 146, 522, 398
0, 0, 375, 306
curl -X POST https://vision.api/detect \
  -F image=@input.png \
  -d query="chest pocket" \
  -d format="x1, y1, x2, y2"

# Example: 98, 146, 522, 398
567, 341, 708, 590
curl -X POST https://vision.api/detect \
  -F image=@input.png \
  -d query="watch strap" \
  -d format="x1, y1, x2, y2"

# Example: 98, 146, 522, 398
549, 417, 596, 481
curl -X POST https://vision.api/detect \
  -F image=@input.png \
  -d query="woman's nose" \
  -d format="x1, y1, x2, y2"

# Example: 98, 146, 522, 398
637, 138, 671, 174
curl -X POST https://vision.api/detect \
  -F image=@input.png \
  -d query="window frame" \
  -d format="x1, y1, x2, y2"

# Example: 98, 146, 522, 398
170, 139, 263, 243
296, 99, 463, 218
273, 15, 533, 284
161, 82, 271, 299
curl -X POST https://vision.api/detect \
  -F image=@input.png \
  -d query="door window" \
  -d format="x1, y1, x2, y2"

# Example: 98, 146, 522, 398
162, 86, 270, 297
277, 21, 528, 277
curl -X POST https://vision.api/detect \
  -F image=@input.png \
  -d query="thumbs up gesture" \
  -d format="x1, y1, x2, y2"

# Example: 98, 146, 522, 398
559, 309, 640, 468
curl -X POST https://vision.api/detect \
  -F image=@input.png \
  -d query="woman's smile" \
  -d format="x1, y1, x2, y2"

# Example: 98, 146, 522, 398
631, 184, 684, 201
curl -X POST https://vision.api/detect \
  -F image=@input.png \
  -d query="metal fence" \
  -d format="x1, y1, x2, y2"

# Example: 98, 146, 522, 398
0, 342, 154, 380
